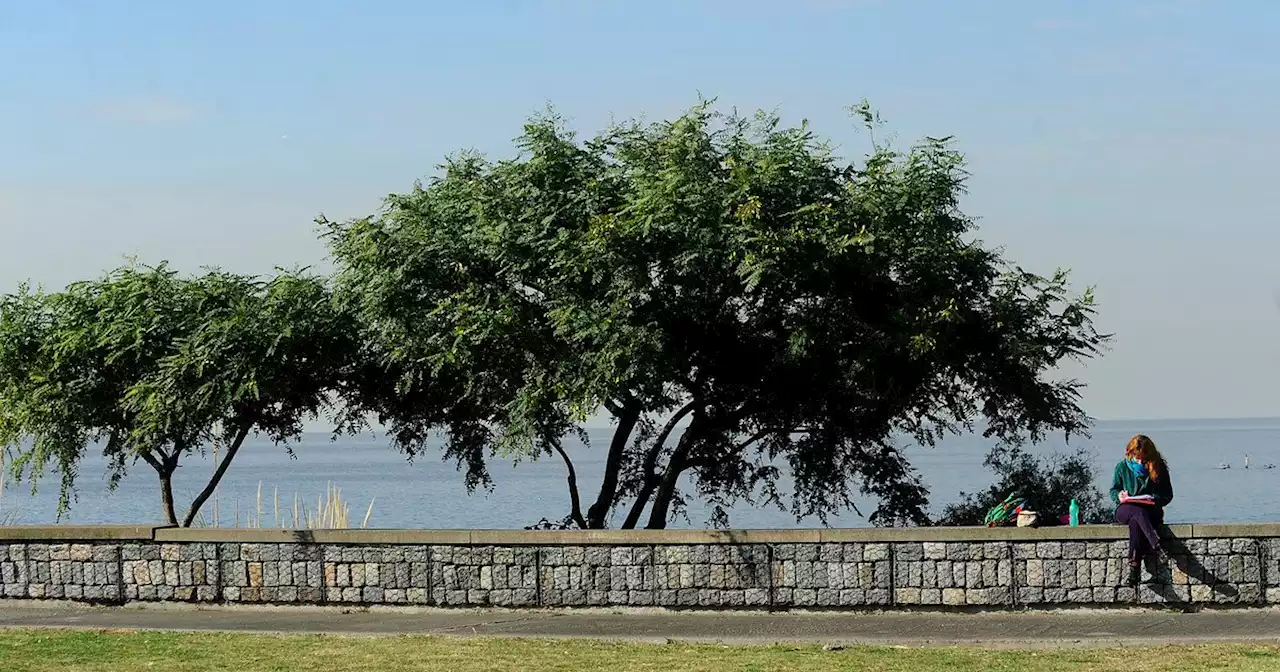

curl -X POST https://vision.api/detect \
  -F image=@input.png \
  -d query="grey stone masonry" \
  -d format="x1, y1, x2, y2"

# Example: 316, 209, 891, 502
17, 543, 120, 602
653, 544, 765, 608
436, 545, 535, 607
1, 525, 1277, 610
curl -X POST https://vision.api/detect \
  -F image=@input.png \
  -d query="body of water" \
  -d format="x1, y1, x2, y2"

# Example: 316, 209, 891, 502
2, 417, 1276, 528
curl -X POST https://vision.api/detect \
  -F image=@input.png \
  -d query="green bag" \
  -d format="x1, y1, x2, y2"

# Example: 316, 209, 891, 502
983, 493, 1026, 527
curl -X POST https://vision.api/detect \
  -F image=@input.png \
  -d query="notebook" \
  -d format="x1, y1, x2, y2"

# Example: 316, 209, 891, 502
1122, 494, 1155, 502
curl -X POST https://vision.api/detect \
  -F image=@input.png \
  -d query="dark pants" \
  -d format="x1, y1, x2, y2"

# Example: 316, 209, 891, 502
1116, 503, 1164, 563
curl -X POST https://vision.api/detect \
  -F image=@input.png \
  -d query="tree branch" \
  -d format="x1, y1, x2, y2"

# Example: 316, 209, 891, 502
180, 422, 253, 528
139, 450, 164, 473
620, 400, 698, 529
645, 441, 690, 529
552, 441, 588, 530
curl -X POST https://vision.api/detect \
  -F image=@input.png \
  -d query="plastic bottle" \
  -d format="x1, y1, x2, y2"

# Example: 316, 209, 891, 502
1069, 499, 1080, 527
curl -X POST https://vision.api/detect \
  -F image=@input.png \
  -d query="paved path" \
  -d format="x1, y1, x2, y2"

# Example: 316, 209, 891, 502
2, 601, 1280, 647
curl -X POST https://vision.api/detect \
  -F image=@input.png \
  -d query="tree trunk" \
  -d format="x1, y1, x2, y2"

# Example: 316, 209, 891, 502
621, 401, 697, 529
644, 447, 689, 530
142, 449, 180, 526
621, 478, 656, 530
586, 406, 640, 528
158, 470, 178, 527
181, 423, 253, 528
552, 441, 588, 529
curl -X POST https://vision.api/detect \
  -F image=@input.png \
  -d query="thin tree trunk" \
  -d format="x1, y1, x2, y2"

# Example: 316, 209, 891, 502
586, 405, 640, 528
141, 450, 179, 526
181, 423, 253, 528
644, 447, 689, 530
621, 402, 698, 529
552, 442, 588, 529
158, 471, 178, 526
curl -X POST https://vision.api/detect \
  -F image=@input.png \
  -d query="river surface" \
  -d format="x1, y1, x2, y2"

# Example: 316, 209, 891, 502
2, 418, 1276, 528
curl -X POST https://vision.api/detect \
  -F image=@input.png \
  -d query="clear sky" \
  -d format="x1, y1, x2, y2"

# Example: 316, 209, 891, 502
1, 0, 1277, 422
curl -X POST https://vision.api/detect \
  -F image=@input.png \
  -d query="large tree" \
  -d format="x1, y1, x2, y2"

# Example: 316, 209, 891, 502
0, 263, 355, 526
324, 100, 1108, 528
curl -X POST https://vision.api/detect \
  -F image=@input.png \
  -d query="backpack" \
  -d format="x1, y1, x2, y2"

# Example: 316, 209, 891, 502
983, 493, 1027, 527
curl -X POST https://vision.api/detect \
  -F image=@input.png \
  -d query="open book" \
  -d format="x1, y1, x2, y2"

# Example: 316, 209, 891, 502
1121, 494, 1155, 503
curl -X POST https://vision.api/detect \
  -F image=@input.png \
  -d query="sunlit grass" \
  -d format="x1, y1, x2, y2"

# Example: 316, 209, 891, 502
2, 630, 1280, 672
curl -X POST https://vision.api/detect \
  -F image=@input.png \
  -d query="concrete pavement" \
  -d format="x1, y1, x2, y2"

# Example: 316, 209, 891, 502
2, 601, 1280, 647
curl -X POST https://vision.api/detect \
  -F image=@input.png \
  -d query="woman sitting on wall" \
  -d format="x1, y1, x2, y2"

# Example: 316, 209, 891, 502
1110, 434, 1174, 568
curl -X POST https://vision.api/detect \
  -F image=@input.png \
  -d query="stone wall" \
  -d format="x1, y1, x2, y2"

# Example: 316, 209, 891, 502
0, 524, 1275, 609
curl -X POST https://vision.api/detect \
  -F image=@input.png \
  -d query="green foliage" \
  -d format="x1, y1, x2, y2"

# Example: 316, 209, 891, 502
0, 263, 354, 525
323, 98, 1109, 529
934, 446, 1111, 526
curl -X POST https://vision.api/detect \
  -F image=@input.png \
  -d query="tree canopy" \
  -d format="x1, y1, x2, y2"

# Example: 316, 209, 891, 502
323, 100, 1109, 529
0, 263, 355, 526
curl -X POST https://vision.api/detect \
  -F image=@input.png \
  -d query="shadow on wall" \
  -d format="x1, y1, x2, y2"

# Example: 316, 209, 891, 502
1144, 531, 1245, 604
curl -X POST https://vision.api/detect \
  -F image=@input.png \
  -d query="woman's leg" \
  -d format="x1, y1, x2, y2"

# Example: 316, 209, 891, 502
1116, 503, 1162, 563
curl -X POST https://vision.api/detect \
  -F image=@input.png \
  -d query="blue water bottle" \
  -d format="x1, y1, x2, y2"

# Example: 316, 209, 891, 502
1069, 499, 1080, 527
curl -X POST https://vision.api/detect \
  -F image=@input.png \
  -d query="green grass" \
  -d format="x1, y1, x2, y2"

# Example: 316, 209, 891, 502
2, 630, 1280, 671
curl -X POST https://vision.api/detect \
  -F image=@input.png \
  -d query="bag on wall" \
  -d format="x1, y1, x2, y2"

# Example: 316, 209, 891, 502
983, 493, 1026, 527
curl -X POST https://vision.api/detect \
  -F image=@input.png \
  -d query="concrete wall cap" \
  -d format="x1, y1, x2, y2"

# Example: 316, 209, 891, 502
2, 522, 1277, 544
0, 524, 165, 541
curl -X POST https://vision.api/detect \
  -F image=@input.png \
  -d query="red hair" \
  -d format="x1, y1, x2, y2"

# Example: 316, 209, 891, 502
1125, 434, 1164, 481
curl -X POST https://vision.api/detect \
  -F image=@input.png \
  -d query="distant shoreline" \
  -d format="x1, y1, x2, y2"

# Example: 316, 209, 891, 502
294, 417, 1280, 436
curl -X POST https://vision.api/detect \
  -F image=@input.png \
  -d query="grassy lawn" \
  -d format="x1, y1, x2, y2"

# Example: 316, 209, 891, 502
2, 630, 1280, 671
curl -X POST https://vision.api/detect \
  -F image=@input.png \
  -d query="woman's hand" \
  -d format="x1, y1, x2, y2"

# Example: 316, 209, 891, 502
1119, 490, 1129, 501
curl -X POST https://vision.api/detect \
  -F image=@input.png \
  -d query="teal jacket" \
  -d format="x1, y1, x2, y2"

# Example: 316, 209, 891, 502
1109, 460, 1174, 508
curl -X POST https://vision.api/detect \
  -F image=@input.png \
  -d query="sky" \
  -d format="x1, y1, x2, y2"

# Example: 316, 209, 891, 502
1, 0, 1278, 422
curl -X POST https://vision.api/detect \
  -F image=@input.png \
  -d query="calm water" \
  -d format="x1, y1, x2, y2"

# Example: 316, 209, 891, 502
2, 418, 1276, 528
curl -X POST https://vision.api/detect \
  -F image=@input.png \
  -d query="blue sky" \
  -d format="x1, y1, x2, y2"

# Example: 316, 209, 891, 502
1, 0, 1277, 421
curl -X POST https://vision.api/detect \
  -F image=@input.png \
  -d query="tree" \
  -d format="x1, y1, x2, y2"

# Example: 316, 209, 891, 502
323, 100, 1108, 529
0, 263, 354, 526
933, 446, 1110, 526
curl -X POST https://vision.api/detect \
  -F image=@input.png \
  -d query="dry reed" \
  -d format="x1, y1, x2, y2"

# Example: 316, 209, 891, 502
194, 480, 375, 530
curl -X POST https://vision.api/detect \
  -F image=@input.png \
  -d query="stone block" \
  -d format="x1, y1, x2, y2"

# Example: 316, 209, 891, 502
894, 543, 922, 562
941, 588, 966, 606
964, 562, 981, 589
1026, 559, 1044, 587
920, 561, 937, 589
864, 544, 889, 562
1066, 588, 1092, 604
935, 561, 953, 588
1037, 543, 1062, 559
894, 588, 921, 605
